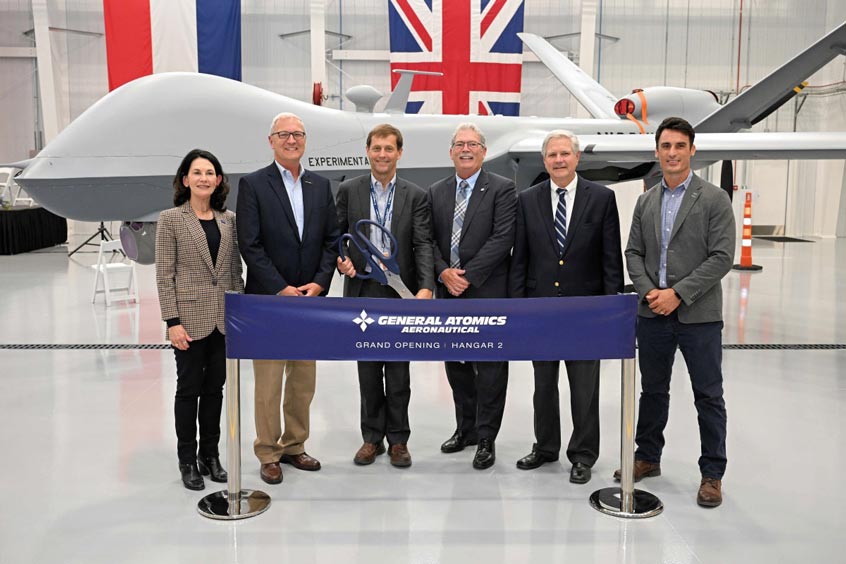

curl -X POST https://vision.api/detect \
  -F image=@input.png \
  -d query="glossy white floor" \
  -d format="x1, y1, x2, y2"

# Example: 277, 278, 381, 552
1, 236, 844, 564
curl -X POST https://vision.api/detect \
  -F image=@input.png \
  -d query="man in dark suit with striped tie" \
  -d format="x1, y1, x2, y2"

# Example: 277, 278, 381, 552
427, 123, 517, 470
508, 130, 623, 484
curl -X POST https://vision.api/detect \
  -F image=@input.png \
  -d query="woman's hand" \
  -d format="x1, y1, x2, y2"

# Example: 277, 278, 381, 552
168, 324, 193, 350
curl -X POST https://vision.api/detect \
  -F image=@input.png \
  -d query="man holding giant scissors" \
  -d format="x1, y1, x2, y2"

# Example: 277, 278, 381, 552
428, 123, 517, 470
336, 123, 434, 468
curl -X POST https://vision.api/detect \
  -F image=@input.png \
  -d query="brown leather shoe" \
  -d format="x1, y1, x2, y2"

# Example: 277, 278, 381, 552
388, 443, 412, 468
697, 477, 723, 507
353, 442, 386, 465
613, 460, 661, 482
260, 462, 283, 484
280, 452, 321, 471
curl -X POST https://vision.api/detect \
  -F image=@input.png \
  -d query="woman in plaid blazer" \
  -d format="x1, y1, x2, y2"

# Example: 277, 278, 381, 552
155, 149, 244, 490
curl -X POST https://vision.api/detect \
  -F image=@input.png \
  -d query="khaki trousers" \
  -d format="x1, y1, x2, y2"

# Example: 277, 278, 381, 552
253, 359, 316, 464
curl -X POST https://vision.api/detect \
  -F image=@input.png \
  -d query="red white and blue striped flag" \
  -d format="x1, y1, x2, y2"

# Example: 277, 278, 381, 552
388, 0, 524, 116
104, 0, 241, 91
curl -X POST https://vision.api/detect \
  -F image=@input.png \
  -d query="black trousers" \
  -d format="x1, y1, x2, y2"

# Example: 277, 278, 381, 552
358, 280, 412, 445
531, 360, 600, 466
634, 313, 727, 479
445, 360, 508, 441
172, 328, 226, 464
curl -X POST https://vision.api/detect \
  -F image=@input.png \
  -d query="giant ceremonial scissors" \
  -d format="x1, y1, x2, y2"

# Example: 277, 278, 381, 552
338, 219, 415, 299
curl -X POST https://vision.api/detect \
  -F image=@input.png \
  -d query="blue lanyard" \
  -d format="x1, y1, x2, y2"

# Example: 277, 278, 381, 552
370, 180, 395, 250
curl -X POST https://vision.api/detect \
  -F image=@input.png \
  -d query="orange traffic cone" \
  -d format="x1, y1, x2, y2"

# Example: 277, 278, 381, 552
732, 192, 762, 271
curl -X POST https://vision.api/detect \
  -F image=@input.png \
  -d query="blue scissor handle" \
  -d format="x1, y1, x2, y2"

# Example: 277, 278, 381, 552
337, 219, 400, 285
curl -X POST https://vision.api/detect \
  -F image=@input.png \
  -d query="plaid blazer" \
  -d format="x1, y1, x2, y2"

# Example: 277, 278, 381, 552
155, 202, 245, 340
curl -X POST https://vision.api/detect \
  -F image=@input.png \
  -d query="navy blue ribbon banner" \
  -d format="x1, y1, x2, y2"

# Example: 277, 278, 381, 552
225, 294, 637, 362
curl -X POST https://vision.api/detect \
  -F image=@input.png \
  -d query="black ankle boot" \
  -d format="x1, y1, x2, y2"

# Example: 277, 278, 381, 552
179, 463, 205, 490
198, 456, 228, 483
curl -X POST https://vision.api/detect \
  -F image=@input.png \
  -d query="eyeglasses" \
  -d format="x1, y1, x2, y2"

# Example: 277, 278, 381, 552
271, 130, 306, 141
452, 141, 484, 150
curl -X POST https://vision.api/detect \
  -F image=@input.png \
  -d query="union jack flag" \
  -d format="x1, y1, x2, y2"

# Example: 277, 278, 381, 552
388, 0, 525, 116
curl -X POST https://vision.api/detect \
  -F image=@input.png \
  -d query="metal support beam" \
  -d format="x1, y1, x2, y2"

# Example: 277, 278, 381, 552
331, 50, 541, 63
31, 0, 59, 144
576, 0, 598, 119
0, 47, 36, 59
310, 0, 326, 90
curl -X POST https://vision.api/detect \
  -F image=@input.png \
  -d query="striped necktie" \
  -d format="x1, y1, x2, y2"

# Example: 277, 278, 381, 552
450, 180, 470, 268
555, 187, 567, 254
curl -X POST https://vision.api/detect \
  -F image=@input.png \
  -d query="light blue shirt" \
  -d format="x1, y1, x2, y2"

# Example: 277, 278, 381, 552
658, 171, 693, 288
439, 169, 482, 282
455, 169, 482, 200
369, 174, 396, 255
276, 161, 304, 239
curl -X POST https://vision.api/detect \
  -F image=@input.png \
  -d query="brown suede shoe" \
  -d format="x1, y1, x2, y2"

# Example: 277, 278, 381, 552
613, 460, 661, 482
353, 442, 386, 465
260, 462, 283, 484
697, 477, 723, 507
388, 443, 412, 468
280, 452, 321, 471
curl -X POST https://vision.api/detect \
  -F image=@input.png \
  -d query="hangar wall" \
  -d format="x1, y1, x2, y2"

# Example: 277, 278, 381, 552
0, 0, 844, 237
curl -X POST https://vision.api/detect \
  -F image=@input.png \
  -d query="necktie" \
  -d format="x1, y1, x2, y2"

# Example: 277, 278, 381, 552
450, 180, 470, 268
555, 187, 567, 254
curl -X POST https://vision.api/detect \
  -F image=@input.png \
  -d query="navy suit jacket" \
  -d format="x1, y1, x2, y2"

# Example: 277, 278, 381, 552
237, 162, 340, 295
509, 176, 623, 298
428, 169, 517, 299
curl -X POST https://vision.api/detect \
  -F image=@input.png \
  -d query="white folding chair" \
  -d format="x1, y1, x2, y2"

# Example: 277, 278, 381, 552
91, 239, 138, 306
0, 168, 14, 206
12, 183, 35, 206
0, 167, 33, 206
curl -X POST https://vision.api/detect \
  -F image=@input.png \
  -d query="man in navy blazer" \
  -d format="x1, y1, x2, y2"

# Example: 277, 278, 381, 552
428, 123, 517, 470
237, 112, 340, 484
509, 130, 623, 484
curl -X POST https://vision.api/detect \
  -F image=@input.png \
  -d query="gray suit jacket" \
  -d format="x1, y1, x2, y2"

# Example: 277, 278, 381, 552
625, 173, 736, 323
336, 174, 435, 297
428, 169, 517, 299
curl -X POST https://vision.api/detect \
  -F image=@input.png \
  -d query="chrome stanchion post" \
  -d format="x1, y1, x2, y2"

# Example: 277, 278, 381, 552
198, 358, 271, 519
620, 357, 635, 513
589, 357, 663, 518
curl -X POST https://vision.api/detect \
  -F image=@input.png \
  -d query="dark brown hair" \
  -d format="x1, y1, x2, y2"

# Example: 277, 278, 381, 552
172, 148, 230, 211
366, 123, 404, 150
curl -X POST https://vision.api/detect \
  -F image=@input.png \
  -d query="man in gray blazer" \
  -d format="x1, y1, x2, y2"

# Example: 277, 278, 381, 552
621, 117, 736, 507
428, 123, 517, 470
336, 124, 434, 468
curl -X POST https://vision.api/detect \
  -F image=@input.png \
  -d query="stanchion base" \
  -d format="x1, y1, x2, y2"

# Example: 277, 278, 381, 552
732, 264, 763, 271
197, 489, 271, 520
589, 487, 663, 519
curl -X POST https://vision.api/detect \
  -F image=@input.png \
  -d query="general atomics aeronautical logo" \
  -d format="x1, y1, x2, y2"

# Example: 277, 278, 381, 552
351, 310, 507, 334
353, 310, 375, 332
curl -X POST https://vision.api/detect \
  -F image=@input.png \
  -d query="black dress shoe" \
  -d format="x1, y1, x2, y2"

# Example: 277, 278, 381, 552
441, 430, 479, 453
179, 463, 205, 491
569, 462, 592, 484
473, 438, 496, 469
516, 445, 559, 470
198, 456, 228, 483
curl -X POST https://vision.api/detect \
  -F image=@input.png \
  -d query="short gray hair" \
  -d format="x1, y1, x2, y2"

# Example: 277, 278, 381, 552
541, 130, 580, 156
450, 123, 486, 147
269, 112, 305, 135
